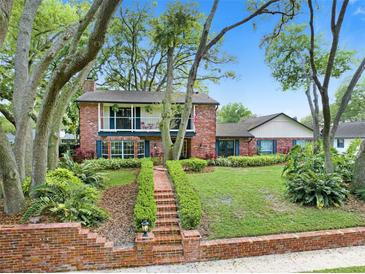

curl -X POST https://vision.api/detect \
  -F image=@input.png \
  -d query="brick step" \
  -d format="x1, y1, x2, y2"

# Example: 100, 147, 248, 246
156, 218, 179, 227
157, 211, 178, 218
79, 228, 90, 235
86, 232, 98, 240
154, 193, 174, 199
104, 241, 114, 248
96, 236, 106, 244
154, 189, 174, 194
155, 235, 182, 245
153, 225, 180, 236
156, 198, 176, 205
157, 204, 177, 212
154, 255, 185, 265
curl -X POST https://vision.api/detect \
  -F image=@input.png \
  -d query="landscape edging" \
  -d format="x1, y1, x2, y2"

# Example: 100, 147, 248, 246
1, 223, 365, 272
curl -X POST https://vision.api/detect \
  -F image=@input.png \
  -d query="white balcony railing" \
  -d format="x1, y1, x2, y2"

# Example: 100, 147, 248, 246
99, 116, 195, 132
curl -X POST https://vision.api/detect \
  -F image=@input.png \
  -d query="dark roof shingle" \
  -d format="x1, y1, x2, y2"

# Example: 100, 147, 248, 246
335, 122, 365, 138
216, 123, 254, 138
76, 90, 219, 105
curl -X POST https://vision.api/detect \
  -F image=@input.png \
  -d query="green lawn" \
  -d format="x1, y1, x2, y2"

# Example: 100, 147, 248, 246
312, 266, 365, 273
100, 169, 137, 188
188, 166, 365, 239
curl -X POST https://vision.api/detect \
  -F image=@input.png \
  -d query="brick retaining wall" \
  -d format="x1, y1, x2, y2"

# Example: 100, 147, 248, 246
1, 223, 365, 272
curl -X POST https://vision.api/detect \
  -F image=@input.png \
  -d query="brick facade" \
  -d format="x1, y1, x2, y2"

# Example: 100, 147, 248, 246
79, 103, 99, 153
79, 103, 216, 159
1, 223, 365, 272
191, 105, 216, 159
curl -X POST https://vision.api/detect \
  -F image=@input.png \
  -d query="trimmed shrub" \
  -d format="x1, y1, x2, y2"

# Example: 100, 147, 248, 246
208, 154, 287, 167
286, 170, 349, 208
180, 158, 208, 172
134, 159, 157, 231
166, 161, 201, 230
22, 168, 82, 196
84, 158, 141, 170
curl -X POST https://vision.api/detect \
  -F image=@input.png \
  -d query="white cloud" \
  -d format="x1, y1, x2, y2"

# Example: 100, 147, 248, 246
354, 6, 365, 15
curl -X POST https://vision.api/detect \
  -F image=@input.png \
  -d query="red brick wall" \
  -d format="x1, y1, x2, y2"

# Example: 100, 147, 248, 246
238, 138, 256, 156
191, 105, 216, 159
79, 103, 99, 154
2, 223, 365, 272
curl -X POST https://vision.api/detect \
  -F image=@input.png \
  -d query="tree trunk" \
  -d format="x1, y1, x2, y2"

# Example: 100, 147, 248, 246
352, 140, 365, 192
160, 47, 174, 163
320, 89, 334, 173
47, 130, 60, 170
47, 62, 93, 170
24, 125, 33, 177
0, 127, 24, 214
0, 0, 14, 47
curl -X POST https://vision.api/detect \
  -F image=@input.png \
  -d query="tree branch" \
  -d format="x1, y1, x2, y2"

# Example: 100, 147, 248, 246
0, 0, 13, 48
0, 104, 15, 126
331, 56, 365, 139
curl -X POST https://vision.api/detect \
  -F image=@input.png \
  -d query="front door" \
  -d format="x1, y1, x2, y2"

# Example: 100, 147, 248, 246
218, 140, 235, 157
116, 108, 132, 129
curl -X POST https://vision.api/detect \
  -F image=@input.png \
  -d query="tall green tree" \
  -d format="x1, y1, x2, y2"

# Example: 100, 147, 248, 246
265, 23, 354, 149
217, 103, 252, 123
307, 0, 365, 172
0, 0, 120, 214
158, 0, 298, 162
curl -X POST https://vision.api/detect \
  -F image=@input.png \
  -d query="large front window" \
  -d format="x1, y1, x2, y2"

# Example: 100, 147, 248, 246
258, 140, 274, 154
217, 140, 236, 157
101, 140, 145, 159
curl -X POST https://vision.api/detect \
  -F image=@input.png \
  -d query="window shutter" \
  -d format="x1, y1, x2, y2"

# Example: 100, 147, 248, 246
256, 140, 261, 155
145, 140, 150, 157
109, 107, 115, 129
273, 140, 277, 154
216, 140, 219, 157
96, 140, 102, 158
235, 139, 240, 156
292, 140, 297, 146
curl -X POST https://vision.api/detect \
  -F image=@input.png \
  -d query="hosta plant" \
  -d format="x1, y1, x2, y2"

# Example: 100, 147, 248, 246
286, 170, 349, 208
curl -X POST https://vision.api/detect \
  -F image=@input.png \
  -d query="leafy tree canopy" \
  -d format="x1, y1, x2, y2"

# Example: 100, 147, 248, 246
217, 102, 252, 123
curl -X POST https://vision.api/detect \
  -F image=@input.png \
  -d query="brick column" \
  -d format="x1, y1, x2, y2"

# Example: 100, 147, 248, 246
134, 141, 138, 159
135, 232, 155, 265
182, 230, 201, 262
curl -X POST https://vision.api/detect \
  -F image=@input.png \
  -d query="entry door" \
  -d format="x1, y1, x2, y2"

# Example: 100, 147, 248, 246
116, 108, 132, 129
218, 140, 235, 157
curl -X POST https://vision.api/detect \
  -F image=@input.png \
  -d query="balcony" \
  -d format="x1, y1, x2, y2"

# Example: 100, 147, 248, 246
99, 116, 194, 132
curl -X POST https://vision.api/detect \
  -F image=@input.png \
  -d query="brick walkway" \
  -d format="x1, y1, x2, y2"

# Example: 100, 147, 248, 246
152, 166, 184, 264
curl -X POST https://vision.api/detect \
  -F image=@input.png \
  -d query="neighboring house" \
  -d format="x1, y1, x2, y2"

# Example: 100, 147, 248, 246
77, 80, 218, 159
333, 122, 365, 153
216, 113, 314, 157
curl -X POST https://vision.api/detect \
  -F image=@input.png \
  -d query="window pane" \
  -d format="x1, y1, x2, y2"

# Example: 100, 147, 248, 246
111, 141, 123, 158
138, 141, 145, 158
337, 139, 344, 148
295, 140, 306, 148
123, 141, 134, 158
261, 140, 273, 154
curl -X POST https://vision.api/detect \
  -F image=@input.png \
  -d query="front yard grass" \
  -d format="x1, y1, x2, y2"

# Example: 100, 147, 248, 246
188, 166, 365, 239
312, 266, 365, 273
100, 169, 137, 188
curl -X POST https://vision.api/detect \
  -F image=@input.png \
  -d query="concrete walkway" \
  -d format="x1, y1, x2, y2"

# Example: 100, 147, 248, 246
106, 246, 365, 272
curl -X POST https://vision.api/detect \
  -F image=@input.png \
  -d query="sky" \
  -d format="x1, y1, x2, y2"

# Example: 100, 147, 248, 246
118, 0, 365, 119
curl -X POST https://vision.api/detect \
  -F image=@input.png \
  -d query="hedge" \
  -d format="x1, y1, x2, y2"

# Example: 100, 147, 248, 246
133, 159, 157, 231
180, 158, 208, 172
166, 160, 202, 230
208, 154, 287, 167
84, 158, 141, 170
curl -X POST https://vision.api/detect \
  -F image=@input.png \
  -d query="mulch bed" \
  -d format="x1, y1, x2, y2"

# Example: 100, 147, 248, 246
94, 182, 138, 247
0, 200, 24, 225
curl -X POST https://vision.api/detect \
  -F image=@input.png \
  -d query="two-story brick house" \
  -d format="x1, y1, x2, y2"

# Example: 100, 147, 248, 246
77, 80, 218, 159
77, 80, 313, 159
